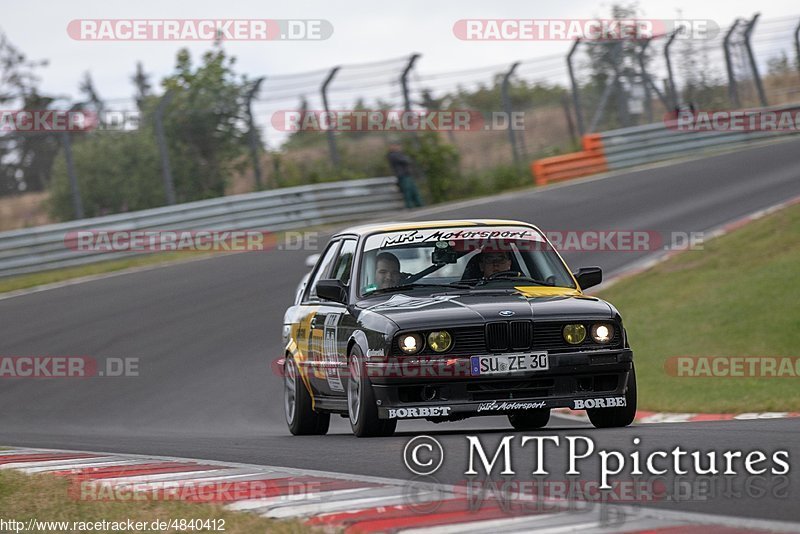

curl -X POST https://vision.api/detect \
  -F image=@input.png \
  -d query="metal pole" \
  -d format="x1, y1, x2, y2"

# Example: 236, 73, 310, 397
795, 19, 800, 73
566, 39, 585, 135
588, 42, 624, 133
561, 94, 577, 146
501, 61, 521, 166
637, 39, 670, 115
400, 53, 421, 146
743, 13, 768, 107
60, 132, 83, 219
724, 19, 742, 108
400, 53, 421, 112
638, 39, 654, 122
321, 66, 340, 168
246, 77, 265, 190
609, 42, 629, 128
154, 91, 176, 205
664, 29, 681, 110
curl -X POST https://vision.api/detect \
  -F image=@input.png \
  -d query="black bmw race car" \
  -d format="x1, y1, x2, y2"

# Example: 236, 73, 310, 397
281, 219, 636, 437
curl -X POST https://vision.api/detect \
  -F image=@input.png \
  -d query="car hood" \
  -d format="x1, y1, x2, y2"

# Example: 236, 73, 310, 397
358, 286, 614, 330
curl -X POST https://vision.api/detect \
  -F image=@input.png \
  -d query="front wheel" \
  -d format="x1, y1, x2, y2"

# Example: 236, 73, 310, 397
587, 364, 637, 428
348, 347, 396, 437
284, 356, 330, 435
508, 409, 550, 430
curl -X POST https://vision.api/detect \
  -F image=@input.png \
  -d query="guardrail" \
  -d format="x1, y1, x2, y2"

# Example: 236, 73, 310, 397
0, 176, 403, 278
532, 103, 800, 186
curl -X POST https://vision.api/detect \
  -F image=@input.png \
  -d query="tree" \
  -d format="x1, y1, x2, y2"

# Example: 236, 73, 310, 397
49, 44, 253, 218
0, 31, 50, 194
160, 45, 251, 201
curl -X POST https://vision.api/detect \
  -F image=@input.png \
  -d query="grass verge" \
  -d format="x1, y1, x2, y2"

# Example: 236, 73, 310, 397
0, 469, 312, 534
597, 202, 800, 412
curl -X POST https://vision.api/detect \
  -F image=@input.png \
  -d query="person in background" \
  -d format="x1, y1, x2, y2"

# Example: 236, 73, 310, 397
387, 141, 423, 209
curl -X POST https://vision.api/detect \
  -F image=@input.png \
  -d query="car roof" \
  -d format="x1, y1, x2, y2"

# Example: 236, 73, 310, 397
333, 219, 541, 238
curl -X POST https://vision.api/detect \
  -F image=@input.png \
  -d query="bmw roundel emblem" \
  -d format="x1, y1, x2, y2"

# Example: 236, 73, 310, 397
499, 310, 515, 317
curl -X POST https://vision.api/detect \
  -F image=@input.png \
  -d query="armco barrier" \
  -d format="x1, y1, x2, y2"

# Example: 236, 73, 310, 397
532, 103, 800, 186
0, 177, 404, 278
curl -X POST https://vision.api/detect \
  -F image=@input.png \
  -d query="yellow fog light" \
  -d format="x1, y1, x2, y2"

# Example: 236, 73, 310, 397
398, 333, 423, 355
591, 323, 613, 343
563, 324, 586, 345
427, 331, 453, 353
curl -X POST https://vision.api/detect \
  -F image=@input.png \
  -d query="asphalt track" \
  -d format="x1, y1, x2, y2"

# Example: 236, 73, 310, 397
1, 139, 799, 522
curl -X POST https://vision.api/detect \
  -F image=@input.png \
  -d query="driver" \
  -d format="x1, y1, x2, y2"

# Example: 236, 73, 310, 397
375, 252, 402, 289
478, 250, 513, 278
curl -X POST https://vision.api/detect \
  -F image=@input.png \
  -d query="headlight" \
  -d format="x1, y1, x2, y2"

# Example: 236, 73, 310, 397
398, 333, 424, 354
591, 323, 613, 343
563, 324, 586, 345
427, 331, 452, 352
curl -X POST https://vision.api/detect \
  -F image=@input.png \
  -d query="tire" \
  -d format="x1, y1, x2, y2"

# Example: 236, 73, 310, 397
347, 346, 397, 437
508, 409, 550, 430
587, 364, 637, 429
284, 355, 330, 435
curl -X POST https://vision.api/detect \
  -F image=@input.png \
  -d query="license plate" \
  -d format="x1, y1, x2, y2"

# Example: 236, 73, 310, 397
470, 352, 549, 376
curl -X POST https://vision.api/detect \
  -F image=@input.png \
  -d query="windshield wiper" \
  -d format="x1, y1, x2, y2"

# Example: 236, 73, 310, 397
477, 274, 551, 286
366, 283, 453, 295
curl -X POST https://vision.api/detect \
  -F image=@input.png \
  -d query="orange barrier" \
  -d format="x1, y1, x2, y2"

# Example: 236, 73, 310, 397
531, 134, 608, 186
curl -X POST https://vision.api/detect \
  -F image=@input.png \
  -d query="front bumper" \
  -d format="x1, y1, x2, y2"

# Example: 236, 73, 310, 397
368, 348, 633, 420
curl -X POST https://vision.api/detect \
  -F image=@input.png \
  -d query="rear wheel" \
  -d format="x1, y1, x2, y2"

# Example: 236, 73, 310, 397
284, 356, 330, 435
348, 347, 396, 437
587, 364, 637, 428
508, 409, 550, 430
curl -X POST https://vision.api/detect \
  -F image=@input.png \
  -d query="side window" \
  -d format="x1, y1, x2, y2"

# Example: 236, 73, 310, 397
305, 241, 341, 301
331, 239, 357, 284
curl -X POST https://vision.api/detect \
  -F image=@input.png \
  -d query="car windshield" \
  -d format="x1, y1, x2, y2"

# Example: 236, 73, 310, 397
358, 226, 576, 296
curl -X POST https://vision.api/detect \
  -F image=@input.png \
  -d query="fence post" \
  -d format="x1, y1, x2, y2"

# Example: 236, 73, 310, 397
566, 39, 585, 136
246, 77, 265, 190
501, 61, 521, 166
321, 66, 340, 169
561, 94, 578, 146
743, 13, 768, 107
637, 39, 670, 118
588, 41, 624, 133
154, 91, 176, 205
724, 19, 742, 108
400, 53, 421, 147
60, 132, 84, 219
664, 29, 681, 110
795, 19, 800, 72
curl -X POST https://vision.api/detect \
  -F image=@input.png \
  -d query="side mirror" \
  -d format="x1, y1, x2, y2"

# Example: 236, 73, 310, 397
316, 279, 348, 304
574, 267, 602, 290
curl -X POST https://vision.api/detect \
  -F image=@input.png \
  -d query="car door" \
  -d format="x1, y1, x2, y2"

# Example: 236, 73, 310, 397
324, 239, 358, 398
297, 240, 341, 398
306, 238, 357, 398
